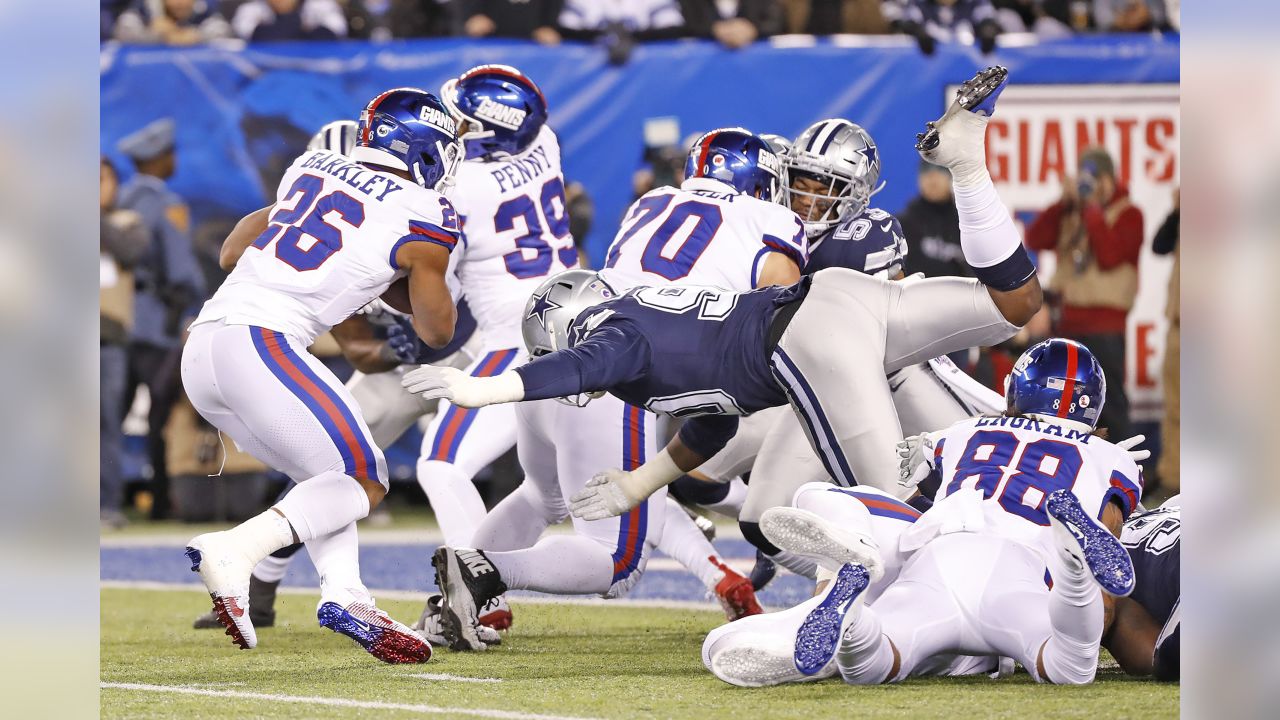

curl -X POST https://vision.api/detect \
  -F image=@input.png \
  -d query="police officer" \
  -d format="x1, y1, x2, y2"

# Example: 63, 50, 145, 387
116, 117, 205, 520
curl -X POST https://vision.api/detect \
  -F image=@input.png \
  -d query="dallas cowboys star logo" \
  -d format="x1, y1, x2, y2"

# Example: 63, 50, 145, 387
856, 142, 879, 171
526, 286, 563, 329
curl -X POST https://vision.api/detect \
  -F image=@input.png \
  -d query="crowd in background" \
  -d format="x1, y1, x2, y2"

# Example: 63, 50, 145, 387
103, 1, 1181, 60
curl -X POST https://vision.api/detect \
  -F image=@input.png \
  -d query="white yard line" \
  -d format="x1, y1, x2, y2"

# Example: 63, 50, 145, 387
100, 579, 723, 612
100, 682, 599, 720
403, 673, 503, 683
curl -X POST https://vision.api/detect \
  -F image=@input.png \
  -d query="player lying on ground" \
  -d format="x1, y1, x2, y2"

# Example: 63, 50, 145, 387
421, 126, 806, 649
401, 65, 1040, 525
1106, 496, 1180, 681
182, 88, 465, 663
710, 338, 1143, 687
672, 117, 1006, 586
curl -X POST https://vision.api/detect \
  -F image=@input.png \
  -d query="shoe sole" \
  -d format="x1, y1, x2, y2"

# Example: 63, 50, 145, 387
760, 507, 880, 576
431, 548, 487, 651
793, 563, 870, 676
1046, 491, 1135, 597
317, 602, 431, 664
712, 645, 806, 688
916, 66, 1009, 152
185, 545, 255, 650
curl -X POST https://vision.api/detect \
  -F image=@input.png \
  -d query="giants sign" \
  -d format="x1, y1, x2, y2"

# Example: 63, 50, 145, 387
952, 83, 1180, 422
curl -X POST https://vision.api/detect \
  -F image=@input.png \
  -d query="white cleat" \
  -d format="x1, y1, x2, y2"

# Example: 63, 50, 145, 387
413, 594, 501, 647
759, 507, 884, 582
185, 532, 257, 650
710, 637, 813, 688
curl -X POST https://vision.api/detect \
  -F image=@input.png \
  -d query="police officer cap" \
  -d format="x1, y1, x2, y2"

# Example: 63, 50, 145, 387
117, 118, 176, 163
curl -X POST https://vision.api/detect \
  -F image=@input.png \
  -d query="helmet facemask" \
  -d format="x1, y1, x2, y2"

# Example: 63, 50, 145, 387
784, 158, 873, 237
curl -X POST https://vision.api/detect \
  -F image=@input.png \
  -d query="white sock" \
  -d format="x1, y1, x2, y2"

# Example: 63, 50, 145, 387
252, 552, 292, 584
273, 471, 370, 543
307, 522, 369, 604
417, 459, 487, 547
222, 509, 296, 562
952, 178, 1022, 269
1036, 530, 1103, 683
942, 111, 991, 189
487, 535, 613, 595
656, 499, 724, 590
704, 479, 748, 518
471, 482, 559, 552
835, 605, 897, 684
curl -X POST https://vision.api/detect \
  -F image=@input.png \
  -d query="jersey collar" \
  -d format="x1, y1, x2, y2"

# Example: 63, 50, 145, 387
680, 177, 738, 194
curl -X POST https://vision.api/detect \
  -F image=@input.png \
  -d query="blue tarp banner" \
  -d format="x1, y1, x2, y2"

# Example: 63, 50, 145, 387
100, 35, 1179, 265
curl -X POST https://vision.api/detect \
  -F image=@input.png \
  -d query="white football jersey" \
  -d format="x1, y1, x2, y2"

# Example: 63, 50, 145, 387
448, 125, 578, 349
193, 149, 460, 345
599, 177, 806, 293
922, 414, 1143, 559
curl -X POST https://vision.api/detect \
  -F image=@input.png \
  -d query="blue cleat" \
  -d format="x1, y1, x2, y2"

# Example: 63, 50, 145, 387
793, 563, 871, 676
1045, 489, 1136, 597
916, 66, 1009, 155
318, 600, 432, 664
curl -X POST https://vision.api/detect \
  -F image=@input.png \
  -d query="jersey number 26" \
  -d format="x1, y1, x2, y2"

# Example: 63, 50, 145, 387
252, 173, 364, 271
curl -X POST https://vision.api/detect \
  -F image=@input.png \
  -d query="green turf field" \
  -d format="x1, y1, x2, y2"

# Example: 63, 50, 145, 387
101, 588, 1178, 719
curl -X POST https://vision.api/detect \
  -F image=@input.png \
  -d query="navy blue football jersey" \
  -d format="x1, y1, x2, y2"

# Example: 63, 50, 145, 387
805, 207, 907, 278
1120, 503, 1180, 626
515, 281, 809, 416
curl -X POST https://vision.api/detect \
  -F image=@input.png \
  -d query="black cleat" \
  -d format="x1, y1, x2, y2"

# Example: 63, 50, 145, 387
431, 546, 508, 652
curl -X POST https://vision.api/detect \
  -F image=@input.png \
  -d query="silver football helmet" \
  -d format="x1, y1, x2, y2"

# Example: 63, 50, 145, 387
784, 119, 885, 238
522, 269, 619, 406
307, 120, 358, 156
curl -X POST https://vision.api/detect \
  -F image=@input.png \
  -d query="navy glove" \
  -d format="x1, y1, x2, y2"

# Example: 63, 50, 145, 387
385, 318, 421, 365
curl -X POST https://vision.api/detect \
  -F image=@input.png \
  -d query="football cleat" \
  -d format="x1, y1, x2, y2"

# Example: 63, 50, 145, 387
432, 546, 508, 651
748, 549, 777, 591
185, 533, 257, 650
1045, 490, 1136, 597
710, 637, 810, 688
711, 557, 764, 620
916, 66, 1008, 159
318, 600, 431, 664
793, 562, 870, 676
478, 595, 514, 631
193, 575, 279, 630
760, 507, 883, 581
413, 594, 501, 647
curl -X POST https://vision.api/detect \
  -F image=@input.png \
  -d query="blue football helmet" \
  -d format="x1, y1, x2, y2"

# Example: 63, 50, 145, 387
441, 64, 548, 161
350, 88, 462, 192
683, 128, 782, 202
1005, 338, 1107, 430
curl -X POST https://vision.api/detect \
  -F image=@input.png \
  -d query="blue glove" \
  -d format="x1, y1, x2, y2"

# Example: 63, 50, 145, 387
385, 318, 421, 365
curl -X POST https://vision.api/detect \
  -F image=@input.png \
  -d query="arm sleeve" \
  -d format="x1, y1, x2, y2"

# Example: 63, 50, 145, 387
1152, 209, 1179, 256
514, 324, 650, 401
1086, 204, 1144, 270
678, 415, 740, 461
1025, 201, 1065, 250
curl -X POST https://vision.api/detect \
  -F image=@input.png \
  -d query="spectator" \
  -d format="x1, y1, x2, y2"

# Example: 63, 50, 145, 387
883, 0, 1002, 55
1093, 0, 1171, 32
1025, 146, 1143, 440
385, 0, 450, 38
683, 1, 785, 48
558, 1, 688, 64
455, 0, 562, 44
1152, 187, 1178, 492
990, 0, 1091, 36
103, 0, 135, 40
779, 0, 888, 34
232, 0, 348, 41
101, 158, 151, 530
115, 118, 207, 520
114, 0, 233, 44
900, 160, 971, 279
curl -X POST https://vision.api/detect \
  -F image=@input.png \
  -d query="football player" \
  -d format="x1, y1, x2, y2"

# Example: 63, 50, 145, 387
768, 338, 1143, 686
404, 67, 1045, 650
1105, 497, 1180, 680
182, 88, 464, 663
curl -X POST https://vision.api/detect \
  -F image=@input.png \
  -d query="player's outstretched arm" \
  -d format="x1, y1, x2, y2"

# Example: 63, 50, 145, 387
569, 416, 738, 520
395, 241, 456, 348
218, 206, 271, 270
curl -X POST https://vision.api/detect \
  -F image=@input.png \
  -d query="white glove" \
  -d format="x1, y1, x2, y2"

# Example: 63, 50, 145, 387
569, 469, 646, 521
897, 433, 937, 489
402, 365, 465, 402
1115, 434, 1151, 463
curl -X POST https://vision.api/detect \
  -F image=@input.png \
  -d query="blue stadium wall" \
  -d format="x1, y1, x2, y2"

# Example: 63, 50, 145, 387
100, 35, 1179, 266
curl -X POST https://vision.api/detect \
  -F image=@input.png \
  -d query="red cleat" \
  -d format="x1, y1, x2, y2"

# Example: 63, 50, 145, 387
711, 557, 764, 621
478, 596, 513, 631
